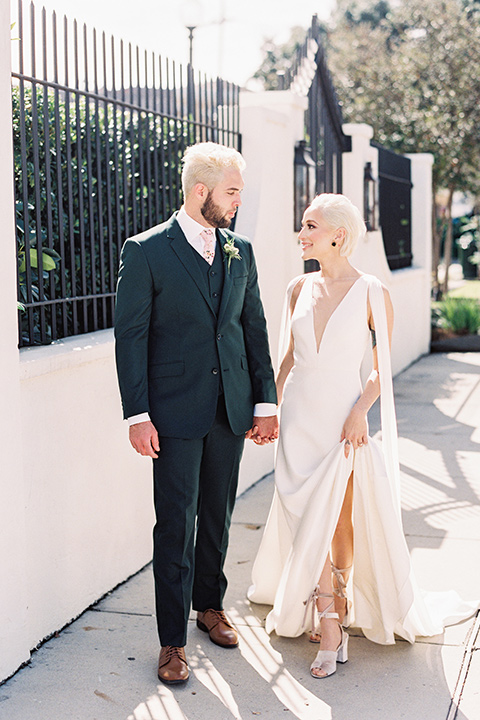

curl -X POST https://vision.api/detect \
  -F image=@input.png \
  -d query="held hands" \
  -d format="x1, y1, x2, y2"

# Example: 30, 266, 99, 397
341, 407, 368, 458
129, 420, 160, 458
246, 415, 279, 445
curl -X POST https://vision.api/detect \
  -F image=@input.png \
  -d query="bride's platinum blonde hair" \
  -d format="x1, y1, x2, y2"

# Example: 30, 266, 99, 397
182, 142, 246, 198
309, 193, 366, 257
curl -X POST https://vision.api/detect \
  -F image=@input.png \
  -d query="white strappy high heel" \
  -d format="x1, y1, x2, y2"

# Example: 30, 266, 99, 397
304, 586, 349, 678
307, 564, 352, 643
331, 563, 352, 628
310, 622, 349, 679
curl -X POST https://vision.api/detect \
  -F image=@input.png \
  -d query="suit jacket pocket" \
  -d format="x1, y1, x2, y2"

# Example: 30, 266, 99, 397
234, 275, 248, 286
150, 361, 185, 378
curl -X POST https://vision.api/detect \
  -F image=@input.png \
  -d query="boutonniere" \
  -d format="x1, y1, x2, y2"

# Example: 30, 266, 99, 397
223, 236, 242, 273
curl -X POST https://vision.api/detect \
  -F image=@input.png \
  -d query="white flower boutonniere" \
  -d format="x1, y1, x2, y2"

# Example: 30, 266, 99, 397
223, 237, 242, 273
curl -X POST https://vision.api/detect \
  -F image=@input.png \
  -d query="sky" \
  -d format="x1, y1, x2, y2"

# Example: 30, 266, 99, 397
11, 0, 337, 86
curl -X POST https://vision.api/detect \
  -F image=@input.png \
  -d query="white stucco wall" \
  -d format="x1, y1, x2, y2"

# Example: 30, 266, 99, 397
0, 0, 30, 681
18, 332, 154, 648
235, 91, 305, 494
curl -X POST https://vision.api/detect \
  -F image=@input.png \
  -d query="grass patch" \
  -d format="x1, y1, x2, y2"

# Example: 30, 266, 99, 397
447, 280, 480, 300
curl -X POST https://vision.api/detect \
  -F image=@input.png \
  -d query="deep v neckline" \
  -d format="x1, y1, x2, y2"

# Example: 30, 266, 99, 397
310, 274, 363, 354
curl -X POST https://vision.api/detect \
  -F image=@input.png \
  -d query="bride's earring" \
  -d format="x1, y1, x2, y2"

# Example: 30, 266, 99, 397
331, 241, 336, 247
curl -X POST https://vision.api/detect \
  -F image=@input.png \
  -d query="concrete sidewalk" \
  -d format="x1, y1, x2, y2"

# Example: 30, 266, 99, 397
1, 352, 480, 720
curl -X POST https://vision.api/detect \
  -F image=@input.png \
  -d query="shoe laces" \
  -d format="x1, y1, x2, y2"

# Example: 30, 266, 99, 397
162, 646, 186, 663
203, 609, 234, 629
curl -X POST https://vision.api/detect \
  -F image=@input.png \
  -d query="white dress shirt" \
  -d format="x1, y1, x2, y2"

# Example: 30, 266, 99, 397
127, 207, 276, 425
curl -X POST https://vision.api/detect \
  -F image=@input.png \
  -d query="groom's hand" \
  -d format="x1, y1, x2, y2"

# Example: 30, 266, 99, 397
129, 420, 160, 458
246, 415, 279, 445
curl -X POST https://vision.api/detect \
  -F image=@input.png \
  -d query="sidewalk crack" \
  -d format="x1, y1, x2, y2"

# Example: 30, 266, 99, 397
445, 610, 480, 720
91, 608, 154, 617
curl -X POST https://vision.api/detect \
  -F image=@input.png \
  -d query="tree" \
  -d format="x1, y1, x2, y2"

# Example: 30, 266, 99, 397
251, 26, 320, 90
252, 0, 480, 294
328, 0, 480, 294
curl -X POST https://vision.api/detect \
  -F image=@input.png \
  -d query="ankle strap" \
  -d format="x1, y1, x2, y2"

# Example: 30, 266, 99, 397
303, 586, 339, 631
331, 563, 351, 599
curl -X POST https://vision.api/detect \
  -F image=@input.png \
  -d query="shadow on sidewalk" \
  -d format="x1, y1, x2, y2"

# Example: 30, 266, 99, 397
395, 353, 480, 551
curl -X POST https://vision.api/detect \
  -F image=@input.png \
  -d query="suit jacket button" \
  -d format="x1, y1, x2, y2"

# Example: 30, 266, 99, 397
212, 368, 219, 375
216, 334, 222, 341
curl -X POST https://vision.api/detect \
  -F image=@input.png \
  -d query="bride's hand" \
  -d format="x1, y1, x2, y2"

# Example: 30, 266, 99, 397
341, 407, 368, 458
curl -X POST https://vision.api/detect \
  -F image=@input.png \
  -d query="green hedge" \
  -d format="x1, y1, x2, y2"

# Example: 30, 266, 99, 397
13, 84, 190, 344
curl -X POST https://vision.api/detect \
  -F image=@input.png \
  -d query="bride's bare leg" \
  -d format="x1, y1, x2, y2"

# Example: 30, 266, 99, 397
310, 555, 343, 678
331, 471, 354, 622
309, 472, 354, 642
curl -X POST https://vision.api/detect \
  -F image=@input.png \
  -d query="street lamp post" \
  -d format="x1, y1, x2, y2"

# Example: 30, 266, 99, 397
181, 0, 202, 134
186, 26, 195, 66
181, 0, 202, 68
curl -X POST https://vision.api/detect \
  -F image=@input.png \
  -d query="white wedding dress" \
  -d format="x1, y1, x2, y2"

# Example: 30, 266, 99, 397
248, 272, 477, 644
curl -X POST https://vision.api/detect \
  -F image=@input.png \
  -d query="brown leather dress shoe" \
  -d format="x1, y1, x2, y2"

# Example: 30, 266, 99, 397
196, 609, 239, 648
157, 646, 189, 685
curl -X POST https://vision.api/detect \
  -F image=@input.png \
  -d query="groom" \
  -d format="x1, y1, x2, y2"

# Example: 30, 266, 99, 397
115, 142, 278, 684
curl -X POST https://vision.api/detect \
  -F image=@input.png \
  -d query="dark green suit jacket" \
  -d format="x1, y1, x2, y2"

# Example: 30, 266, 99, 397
114, 214, 277, 438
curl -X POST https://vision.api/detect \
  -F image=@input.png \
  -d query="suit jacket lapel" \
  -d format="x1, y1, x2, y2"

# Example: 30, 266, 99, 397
167, 217, 216, 316
217, 229, 233, 326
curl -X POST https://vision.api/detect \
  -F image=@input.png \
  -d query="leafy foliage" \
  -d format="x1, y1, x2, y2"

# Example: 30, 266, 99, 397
328, 0, 480, 293
13, 85, 186, 345
329, 0, 480, 192
433, 296, 480, 334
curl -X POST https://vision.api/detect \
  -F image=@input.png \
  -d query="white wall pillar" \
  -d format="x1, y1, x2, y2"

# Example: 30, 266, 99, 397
0, 0, 30, 679
407, 153, 433, 272
342, 124, 432, 374
342, 123, 374, 213
238, 90, 306, 348
342, 122, 392, 281
235, 90, 305, 493
407, 152, 434, 355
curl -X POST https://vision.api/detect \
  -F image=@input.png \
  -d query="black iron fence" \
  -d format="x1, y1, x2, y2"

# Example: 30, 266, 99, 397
372, 142, 412, 270
13, 0, 241, 346
305, 18, 350, 197
279, 16, 350, 196
277, 16, 413, 273
279, 16, 350, 272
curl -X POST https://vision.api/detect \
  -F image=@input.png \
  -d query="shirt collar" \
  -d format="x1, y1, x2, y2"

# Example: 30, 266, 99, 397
177, 207, 215, 244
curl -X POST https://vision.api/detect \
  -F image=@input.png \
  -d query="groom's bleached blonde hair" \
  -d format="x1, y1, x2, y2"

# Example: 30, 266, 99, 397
310, 193, 366, 257
181, 142, 246, 198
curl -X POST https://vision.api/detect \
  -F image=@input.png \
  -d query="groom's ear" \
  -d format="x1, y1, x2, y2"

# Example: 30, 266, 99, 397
193, 182, 208, 201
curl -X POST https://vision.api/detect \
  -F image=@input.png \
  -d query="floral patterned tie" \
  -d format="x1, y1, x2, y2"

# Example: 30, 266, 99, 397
200, 228, 215, 265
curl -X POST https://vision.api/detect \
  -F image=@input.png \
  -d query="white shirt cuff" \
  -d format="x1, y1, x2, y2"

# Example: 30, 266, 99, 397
253, 403, 277, 417
127, 412, 151, 426
128, 405, 276, 425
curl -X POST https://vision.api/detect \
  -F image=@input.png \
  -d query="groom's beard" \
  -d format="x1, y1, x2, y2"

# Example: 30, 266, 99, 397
201, 191, 234, 228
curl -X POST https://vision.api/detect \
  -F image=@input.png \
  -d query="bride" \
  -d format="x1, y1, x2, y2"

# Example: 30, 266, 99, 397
247, 193, 477, 679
